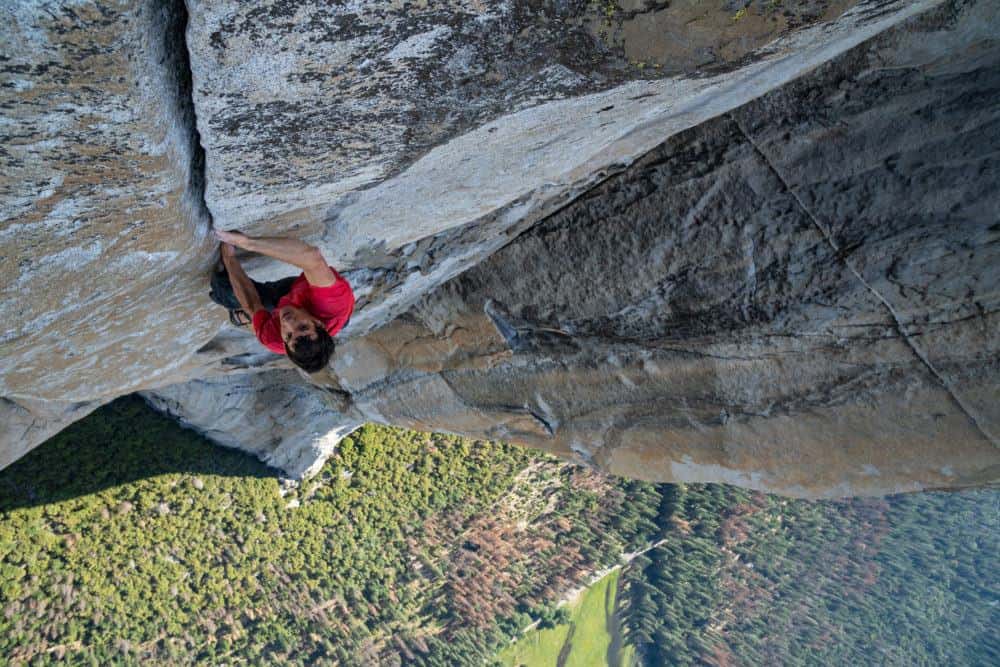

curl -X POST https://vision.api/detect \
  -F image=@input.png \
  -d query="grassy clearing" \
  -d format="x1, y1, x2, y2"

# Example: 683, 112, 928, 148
498, 568, 623, 667
495, 621, 573, 667
564, 568, 619, 666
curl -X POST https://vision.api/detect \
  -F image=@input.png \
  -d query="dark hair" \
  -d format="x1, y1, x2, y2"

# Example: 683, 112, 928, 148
285, 326, 335, 373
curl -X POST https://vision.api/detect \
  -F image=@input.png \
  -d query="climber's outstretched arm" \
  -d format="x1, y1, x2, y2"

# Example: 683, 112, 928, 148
220, 242, 264, 315
214, 230, 336, 287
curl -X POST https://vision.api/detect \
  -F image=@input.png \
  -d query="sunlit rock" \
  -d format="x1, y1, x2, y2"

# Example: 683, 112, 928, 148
2, 0, 997, 496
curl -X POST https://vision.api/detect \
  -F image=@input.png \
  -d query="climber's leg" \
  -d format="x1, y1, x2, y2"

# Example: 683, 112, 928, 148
209, 265, 296, 327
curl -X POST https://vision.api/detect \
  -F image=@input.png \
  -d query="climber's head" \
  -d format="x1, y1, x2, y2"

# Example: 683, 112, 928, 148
280, 305, 335, 373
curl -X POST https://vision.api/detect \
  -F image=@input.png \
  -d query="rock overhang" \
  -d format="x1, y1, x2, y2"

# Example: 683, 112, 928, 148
1, 0, 998, 497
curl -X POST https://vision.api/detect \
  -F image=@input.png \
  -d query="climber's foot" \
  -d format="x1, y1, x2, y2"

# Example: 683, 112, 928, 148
228, 308, 252, 327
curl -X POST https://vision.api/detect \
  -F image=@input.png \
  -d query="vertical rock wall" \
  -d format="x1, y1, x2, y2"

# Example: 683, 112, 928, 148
333, 0, 1000, 496
2, 0, 998, 497
0, 0, 219, 405
141, 370, 360, 479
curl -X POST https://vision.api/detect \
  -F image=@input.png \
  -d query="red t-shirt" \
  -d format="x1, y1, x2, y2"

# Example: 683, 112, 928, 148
252, 269, 355, 355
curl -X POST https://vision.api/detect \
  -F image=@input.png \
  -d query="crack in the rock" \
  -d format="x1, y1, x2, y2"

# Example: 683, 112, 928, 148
157, 0, 214, 230
730, 113, 999, 449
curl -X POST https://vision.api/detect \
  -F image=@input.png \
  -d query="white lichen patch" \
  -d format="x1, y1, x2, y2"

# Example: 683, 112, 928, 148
384, 26, 453, 62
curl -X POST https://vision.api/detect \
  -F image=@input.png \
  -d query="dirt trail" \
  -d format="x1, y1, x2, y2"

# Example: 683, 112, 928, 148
555, 621, 576, 667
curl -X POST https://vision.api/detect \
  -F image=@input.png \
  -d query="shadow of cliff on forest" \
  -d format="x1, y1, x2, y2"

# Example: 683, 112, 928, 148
0, 396, 277, 512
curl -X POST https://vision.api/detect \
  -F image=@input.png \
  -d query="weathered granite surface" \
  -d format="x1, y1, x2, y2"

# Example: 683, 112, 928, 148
0, 0, 218, 401
186, 0, 938, 338
328, 0, 1000, 496
0, 397, 104, 471
2, 0, 997, 496
141, 370, 360, 479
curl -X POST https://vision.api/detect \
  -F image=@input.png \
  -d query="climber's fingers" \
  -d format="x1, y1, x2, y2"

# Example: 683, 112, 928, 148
214, 229, 248, 247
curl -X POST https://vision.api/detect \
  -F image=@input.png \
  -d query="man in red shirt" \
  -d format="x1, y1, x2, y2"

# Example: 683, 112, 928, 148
211, 230, 354, 373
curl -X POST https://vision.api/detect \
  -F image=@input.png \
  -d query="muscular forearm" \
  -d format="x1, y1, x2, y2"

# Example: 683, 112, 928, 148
222, 252, 264, 314
216, 229, 336, 286
230, 234, 323, 271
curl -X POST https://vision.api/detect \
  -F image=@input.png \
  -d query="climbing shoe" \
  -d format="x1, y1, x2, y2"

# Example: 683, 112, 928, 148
228, 308, 252, 327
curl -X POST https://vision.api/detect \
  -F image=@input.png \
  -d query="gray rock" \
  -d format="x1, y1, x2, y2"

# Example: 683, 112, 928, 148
0, 397, 104, 470
141, 370, 361, 479
337, 0, 1000, 496
185, 0, 627, 237
0, 0, 220, 404
187, 0, 934, 339
1, 0, 997, 496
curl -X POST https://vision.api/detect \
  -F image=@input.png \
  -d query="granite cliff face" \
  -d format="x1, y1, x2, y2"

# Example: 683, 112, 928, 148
2, 0, 997, 496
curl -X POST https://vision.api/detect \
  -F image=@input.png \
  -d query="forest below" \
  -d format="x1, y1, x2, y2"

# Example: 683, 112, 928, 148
1, 398, 996, 665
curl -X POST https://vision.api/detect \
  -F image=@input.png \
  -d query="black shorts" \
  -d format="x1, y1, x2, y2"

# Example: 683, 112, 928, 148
209, 266, 297, 313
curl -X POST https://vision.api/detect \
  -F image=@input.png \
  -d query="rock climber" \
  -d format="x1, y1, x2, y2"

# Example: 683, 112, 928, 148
209, 230, 354, 373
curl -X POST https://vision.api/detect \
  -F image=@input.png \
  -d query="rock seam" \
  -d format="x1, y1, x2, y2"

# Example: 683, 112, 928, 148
730, 113, 1000, 449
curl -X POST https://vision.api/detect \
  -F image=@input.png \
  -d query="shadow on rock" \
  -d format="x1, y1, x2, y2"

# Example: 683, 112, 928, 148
0, 396, 277, 512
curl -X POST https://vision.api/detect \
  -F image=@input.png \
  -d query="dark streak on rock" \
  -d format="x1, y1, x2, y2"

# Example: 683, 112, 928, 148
157, 0, 213, 227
